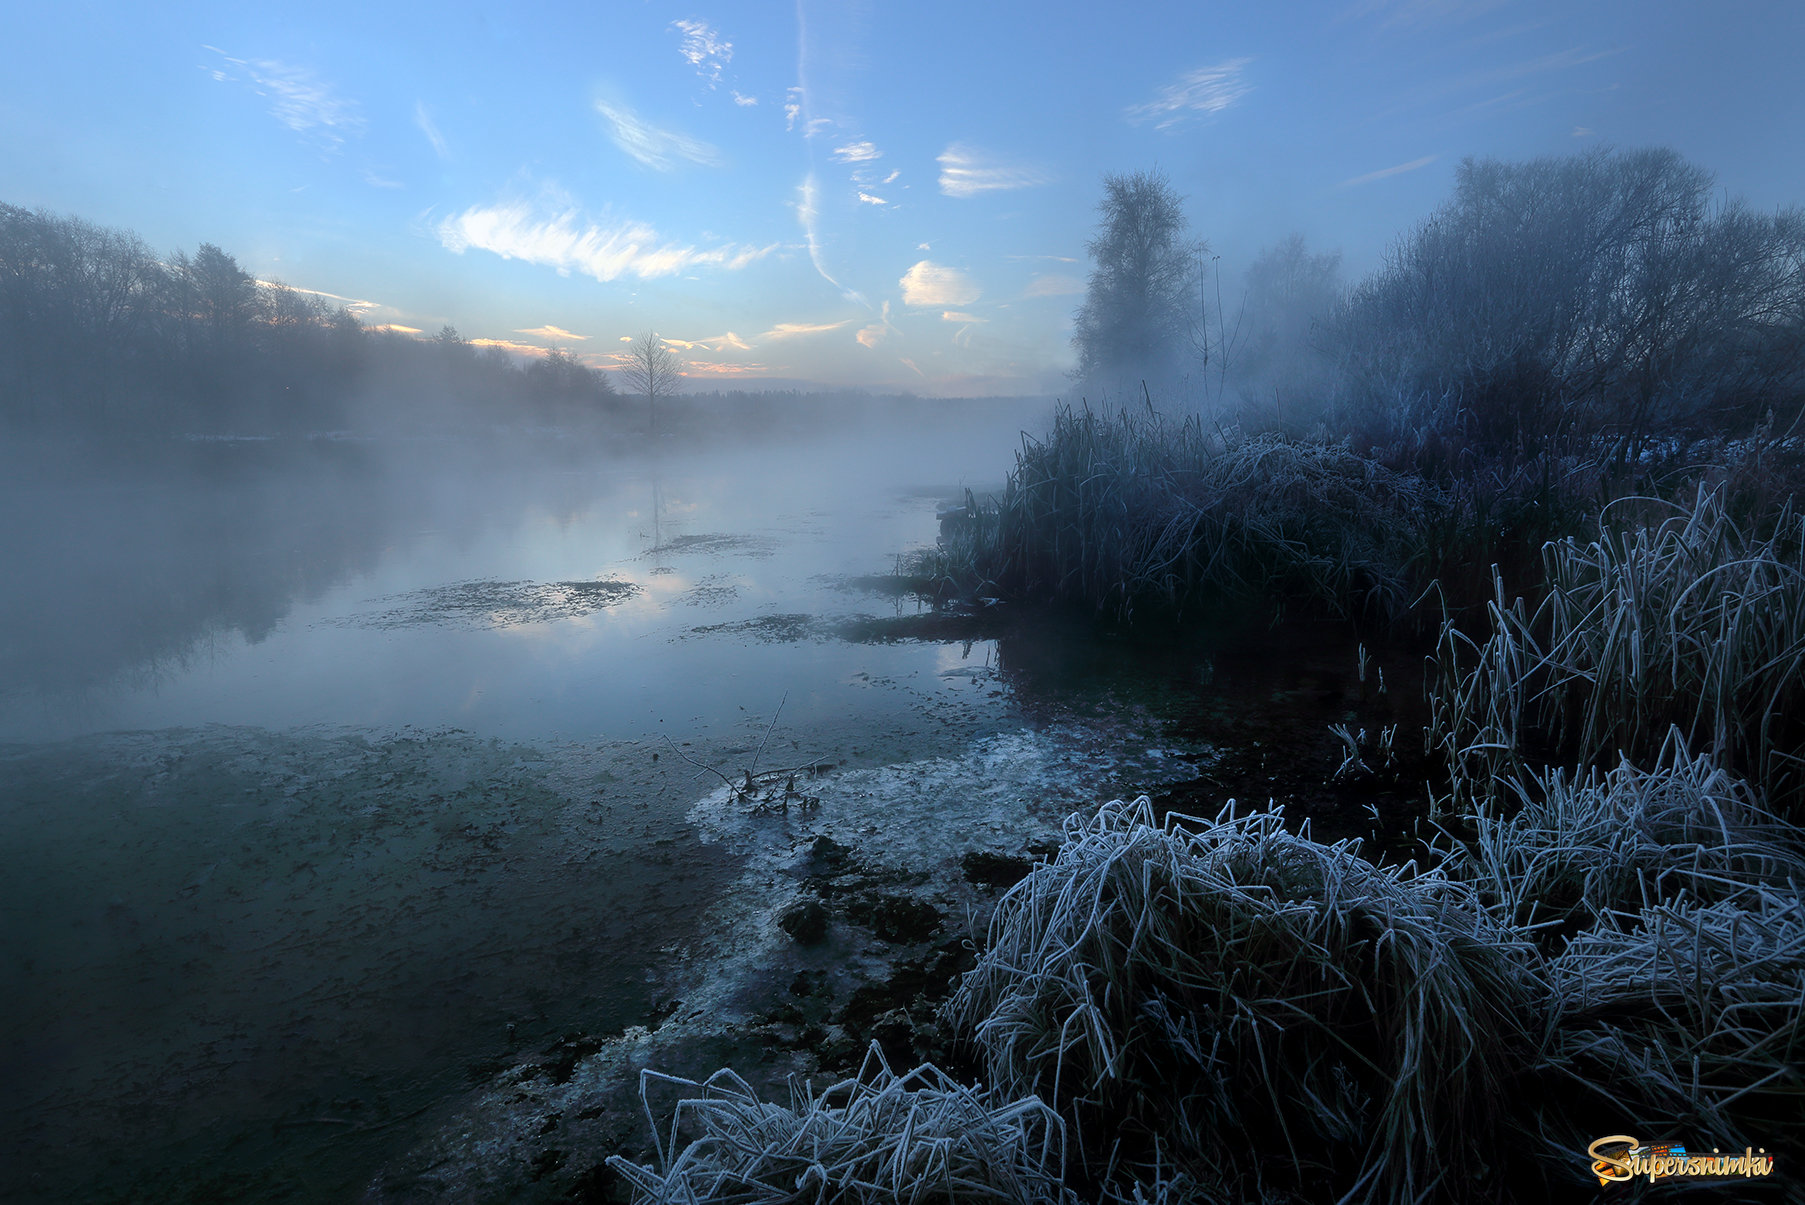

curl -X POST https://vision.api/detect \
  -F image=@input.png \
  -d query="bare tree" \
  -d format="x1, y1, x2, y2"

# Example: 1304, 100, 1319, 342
622, 330, 681, 433
1334, 146, 1805, 456
1071, 170, 1207, 401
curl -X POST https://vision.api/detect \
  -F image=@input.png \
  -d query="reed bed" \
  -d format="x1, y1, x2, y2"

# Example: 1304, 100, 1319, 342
945, 798, 1542, 1204
1427, 485, 1805, 817
1539, 889, 1805, 1152
1443, 738, 1805, 937
929, 406, 1446, 623
605, 1045, 1074, 1205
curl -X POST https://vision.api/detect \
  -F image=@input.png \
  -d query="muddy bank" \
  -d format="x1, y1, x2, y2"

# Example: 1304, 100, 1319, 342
362, 618, 1418, 1203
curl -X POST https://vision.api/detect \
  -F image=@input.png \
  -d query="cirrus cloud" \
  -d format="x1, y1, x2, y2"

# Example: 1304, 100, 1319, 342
595, 98, 721, 170
437, 198, 776, 282
936, 143, 1048, 198
1126, 58, 1253, 129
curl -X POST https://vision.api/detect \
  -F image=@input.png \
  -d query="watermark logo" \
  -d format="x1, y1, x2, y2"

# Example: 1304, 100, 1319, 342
1588, 1135, 1777, 1186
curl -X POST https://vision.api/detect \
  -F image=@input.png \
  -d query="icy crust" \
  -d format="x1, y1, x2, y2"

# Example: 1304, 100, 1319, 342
367, 725, 1210, 1202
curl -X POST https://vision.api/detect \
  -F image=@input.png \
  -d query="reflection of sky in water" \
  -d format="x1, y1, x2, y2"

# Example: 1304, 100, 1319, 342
1, 412, 1043, 742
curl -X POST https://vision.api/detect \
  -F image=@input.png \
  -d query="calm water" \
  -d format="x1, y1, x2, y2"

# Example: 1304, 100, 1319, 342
0, 406, 1377, 1202
1, 406, 1156, 1203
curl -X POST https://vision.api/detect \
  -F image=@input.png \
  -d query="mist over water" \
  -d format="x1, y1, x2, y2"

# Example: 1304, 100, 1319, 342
7, 402, 1159, 1201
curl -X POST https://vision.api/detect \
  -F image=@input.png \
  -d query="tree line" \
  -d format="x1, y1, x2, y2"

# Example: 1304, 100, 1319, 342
1071, 147, 1805, 469
0, 203, 622, 441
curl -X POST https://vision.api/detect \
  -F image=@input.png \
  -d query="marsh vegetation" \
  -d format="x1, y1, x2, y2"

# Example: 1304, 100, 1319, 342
606, 147, 1805, 1204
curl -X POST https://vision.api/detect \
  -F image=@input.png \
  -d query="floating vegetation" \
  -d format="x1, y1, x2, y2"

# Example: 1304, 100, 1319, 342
946, 798, 1542, 1203
680, 575, 745, 607
688, 613, 828, 643
648, 533, 780, 559
341, 577, 641, 630
606, 1045, 1073, 1205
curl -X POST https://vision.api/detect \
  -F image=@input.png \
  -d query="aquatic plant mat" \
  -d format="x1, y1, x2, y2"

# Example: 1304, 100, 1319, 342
607, 1047, 1072, 1205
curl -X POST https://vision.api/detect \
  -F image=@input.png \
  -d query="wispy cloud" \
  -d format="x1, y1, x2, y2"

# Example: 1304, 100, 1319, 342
732, 90, 758, 106
595, 99, 721, 170
369, 324, 423, 335
470, 337, 561, 357
936, 144, 1048, 198
759, 320, 851, 340
516, 325, 588, 342
361, 168, 404, 189
437, 197, 775, 282
1126, 58, 1253, 129
672, 18, 732, 86
415, 102, 449, 159
784, 87, 803, 132
833, 140, 882, 163
1024, 273, 1084, 297
794, 174, 861, 300
204, 46, 364, 152
1336, 154, 1437, 188
683, 331, 753, 351
900, 261, 979, 307
856, 192, 887, 206
257, 280, 380, 316
1571, 125, 1595, 137
940, 311, 985, 324
857, 300, 897, 349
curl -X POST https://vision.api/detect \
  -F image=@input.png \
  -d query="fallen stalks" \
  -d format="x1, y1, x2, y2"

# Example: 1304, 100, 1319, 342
605, 1044, 1074, 1205
945, 797, 1542, 1203
1439, 737, 1805, 938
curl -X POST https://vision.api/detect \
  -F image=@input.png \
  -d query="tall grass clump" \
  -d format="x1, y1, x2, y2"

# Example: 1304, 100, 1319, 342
946, 798, 1543, 1203
1427, 485, 1805, 817
929, 405, 1446, 624
606, 1046, 1074, 1205
1441, 737, 1805, 937
1537, 889, 1805, 1155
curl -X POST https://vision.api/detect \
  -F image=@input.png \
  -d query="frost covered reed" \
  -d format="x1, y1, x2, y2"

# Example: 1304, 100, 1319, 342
1444, 738, 1805, 936
928, 405, 1444, 623
1428, 485, 1805, 816
1541, 889, 1805, 1149
606, 1044, 1073, 1205
946, 798, 1541, 1203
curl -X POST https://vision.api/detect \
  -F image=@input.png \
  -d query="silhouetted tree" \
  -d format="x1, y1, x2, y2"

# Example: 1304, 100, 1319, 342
622, 330, 681, 433
1071, 170, 1207, 398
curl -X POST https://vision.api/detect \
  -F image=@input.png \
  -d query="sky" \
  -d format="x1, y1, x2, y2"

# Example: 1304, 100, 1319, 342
2, 1, 1801, 395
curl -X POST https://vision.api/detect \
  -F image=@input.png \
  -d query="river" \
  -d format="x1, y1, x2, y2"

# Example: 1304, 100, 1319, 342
0, 405, 1394, 1202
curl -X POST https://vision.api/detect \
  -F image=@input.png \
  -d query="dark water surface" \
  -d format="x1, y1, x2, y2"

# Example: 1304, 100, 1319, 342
0, 412, 1392, 1202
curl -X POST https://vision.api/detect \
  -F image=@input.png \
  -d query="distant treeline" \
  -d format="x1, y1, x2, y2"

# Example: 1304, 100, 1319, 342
1234, 148, 1805, 465
0, 202, 622, 441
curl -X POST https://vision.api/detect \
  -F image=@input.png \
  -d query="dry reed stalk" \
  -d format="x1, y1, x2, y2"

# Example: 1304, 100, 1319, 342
1440, 735, 1805, 936
1540, 889, 1805, 1152
606, 1044, 1074, 1205
946, 798, 1541, 1204
1427, 485, 1805, 816
928, 406, 1446, 623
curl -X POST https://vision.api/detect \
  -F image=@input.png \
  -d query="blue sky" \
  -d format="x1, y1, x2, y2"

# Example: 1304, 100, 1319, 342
3, 1, 1800, 395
